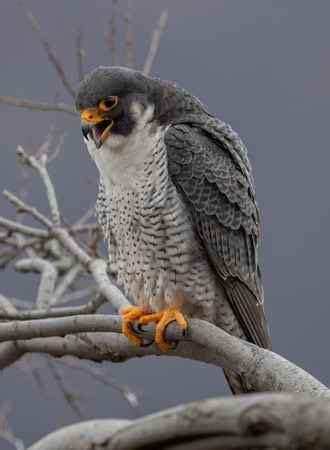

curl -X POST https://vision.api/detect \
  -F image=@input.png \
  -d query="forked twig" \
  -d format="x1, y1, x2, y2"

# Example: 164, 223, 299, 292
17, 146, 61, 226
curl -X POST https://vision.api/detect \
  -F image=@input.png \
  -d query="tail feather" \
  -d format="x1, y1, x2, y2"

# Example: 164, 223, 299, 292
223, 369, 252, 395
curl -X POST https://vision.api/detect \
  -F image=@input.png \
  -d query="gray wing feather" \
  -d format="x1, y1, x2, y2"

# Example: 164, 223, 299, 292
166, 123, 271, 350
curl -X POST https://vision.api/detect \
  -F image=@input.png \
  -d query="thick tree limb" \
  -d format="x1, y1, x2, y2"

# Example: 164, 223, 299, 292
0, 315, 328, 397
29, 419, 131, 450
29, 393, 330, 450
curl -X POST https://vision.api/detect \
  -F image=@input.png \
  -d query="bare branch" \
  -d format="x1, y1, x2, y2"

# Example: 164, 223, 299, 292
35, 126, 55, 159
0, 402, 25, 450
58, 287, 97, 306
47, 132, 66, 163
46, 359, 84, 419
143, 10, 168, 76
51, 227, 130, 309
0, 217, 47, 237
19, 3, 76, 98
0, 294, 106, 320
58, 358, 139, 411
106, 0, 119, 66
72, 223, 99, 233
124, 0, 134, 68
0, 315, 328, 397
73, 204, 96, 228
52, 227, 91, 265
108, 393, 330, 450
88, 259, 130, 310
0, 341, 23, 370
17, 146, 61, 226
15, 257, 58, 307
0, 96, 76, 115
3, 190, 52, 228
51, 264, 83, 305
27, 393, 330, 450
75, 26, 85, 82
0, 314, 121, 342
29, 418, 131, 450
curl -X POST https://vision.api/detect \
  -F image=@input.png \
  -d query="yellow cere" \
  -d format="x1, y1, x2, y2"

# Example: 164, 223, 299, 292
80, 108, 104, 125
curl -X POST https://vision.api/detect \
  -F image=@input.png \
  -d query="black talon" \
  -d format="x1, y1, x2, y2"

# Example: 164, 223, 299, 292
140, 339, 154, 347
136, 322, 146, 333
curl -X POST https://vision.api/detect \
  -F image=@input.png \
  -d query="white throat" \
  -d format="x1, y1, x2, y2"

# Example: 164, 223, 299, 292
85, 104, 163, 191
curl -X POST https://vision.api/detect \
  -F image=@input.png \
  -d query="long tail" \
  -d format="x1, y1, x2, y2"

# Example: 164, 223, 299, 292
221, 278, 271, 394
223, 369, 252, 394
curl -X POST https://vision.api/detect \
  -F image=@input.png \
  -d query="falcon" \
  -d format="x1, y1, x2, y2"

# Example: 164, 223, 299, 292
76, 66, 271, 394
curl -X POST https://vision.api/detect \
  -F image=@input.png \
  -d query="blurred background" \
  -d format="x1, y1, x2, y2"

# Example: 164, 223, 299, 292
1, 0, 330, 447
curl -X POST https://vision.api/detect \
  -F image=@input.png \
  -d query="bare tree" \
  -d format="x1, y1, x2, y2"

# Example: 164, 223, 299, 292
0, 2, 329, 449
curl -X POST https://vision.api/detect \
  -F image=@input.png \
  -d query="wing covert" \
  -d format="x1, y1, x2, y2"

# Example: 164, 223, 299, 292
165, 124, 271, 349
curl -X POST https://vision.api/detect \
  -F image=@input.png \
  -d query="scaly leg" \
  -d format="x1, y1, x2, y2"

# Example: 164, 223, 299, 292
139, 306, 188, 352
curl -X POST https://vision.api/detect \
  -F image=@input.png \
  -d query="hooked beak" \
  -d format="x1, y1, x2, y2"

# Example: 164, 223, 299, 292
80, 108, 114, 149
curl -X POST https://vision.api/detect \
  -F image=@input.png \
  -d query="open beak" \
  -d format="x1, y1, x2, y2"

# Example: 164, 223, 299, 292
80, 108, 114, 149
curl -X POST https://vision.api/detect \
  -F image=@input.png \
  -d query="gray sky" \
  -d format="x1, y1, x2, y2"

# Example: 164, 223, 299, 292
1, 0, 330, 447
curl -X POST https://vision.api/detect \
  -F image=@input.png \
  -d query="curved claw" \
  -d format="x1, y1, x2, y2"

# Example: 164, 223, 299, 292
155, 307, 188, 352
122, 318, 144, 347
121, 306, 150, 347
121, 305, 188, 351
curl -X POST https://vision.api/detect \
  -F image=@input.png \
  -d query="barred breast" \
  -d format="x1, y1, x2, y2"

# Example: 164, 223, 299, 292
105, 133, 244, 339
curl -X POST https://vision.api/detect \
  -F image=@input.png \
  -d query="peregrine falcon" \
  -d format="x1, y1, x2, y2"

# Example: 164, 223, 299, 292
76, 66, 271, 394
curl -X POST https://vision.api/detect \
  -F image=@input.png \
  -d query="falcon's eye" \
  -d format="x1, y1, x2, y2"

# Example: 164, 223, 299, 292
99, 96, 119, 112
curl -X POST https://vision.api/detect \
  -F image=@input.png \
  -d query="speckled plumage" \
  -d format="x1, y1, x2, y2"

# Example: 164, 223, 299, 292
76, 67, 271, 394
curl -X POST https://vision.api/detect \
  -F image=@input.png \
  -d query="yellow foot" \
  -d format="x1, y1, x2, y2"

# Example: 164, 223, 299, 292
121, 306, 150, 347
139, 306, 188, 352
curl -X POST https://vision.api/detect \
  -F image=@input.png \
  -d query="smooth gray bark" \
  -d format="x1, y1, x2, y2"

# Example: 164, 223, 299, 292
29, 419, 131, 450
30, 393, 330, 450
0, 316, 328, 396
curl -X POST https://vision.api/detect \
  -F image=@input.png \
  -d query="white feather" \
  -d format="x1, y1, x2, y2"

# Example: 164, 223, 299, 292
85, 103, 162, 192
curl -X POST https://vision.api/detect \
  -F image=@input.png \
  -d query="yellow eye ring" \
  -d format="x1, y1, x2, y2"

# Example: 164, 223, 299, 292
99, 96, 118, 112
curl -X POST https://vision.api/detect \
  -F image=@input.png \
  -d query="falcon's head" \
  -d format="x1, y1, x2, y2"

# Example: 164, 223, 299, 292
76, 66, 175, 150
